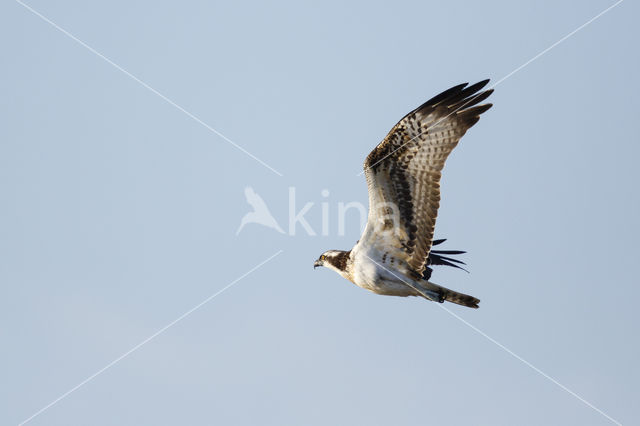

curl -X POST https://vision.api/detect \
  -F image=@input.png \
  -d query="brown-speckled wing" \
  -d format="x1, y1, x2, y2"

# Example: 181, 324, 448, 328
362, 80, 493, 276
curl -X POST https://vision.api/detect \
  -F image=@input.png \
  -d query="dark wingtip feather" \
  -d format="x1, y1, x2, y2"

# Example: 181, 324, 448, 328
427, 239, 469, 275
477, 78, 491, 88
441, 79, 492, 107
457, 103, 492, 129
465, 103, 493, 115
460, 79, 490, 96
432, 254, 466, 265
431, 249, 466, 255
452, 89, 493, 110
409, 80, 493, 125
436, 259, 469, 272
422, 83, 469, 108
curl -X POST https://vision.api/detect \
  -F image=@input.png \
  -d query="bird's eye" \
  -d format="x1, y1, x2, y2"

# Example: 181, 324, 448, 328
321, 255, 326, 260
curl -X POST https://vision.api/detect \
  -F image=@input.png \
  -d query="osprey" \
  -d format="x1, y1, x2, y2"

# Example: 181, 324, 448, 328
314, 80, 493, 308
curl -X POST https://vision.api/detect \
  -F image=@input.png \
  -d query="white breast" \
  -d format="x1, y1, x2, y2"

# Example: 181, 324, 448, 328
350, 232, 418, 297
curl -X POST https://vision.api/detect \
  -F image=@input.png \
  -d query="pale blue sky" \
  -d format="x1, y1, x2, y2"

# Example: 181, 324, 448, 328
1, 1, 639, 425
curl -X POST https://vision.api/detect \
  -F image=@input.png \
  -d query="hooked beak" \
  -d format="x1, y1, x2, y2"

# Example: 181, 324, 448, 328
314, 260, 322, 269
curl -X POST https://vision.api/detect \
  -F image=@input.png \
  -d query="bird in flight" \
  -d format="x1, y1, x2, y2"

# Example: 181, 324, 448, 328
314, 80, 493, 308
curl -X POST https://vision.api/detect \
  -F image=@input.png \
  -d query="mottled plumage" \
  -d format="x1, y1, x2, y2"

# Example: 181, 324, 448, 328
315, 80, 493, 308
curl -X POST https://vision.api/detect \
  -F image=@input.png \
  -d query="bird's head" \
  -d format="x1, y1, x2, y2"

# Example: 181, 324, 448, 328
314, 250, 351, 275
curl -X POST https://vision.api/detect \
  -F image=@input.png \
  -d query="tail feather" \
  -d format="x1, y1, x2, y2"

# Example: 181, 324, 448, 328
421, 281, 480, 309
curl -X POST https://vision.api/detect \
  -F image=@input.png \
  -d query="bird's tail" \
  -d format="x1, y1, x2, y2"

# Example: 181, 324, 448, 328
420, 281, 480, 309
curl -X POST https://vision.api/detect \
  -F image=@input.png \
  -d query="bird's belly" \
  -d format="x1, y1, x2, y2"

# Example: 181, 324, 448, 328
351, 262, 417, 297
